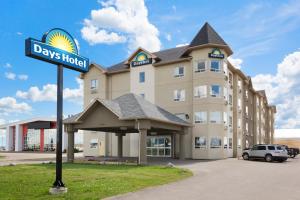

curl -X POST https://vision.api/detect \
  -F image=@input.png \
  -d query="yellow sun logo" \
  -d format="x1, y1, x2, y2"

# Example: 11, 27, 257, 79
44, 29, 78, 54
136, 52, 148, 61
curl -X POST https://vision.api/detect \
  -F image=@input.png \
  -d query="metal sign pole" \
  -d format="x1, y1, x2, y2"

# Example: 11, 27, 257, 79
53, 64, 64, 188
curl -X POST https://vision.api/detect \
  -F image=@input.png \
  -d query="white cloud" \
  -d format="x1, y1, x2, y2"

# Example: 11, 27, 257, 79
3, 63, 12, 68
172, 5, 176, 12
16, 78, 83, 104
252, 50, 300, 128
175, 43, 189, 47
5, 72, 16, 80
18, 74, 28, 81
165, 33, 172, 41
228, 57, 243, 69
81, 0, 161, 52
5, 72, 28, 81
0, 97, 31, 115
16, 32, 23, 36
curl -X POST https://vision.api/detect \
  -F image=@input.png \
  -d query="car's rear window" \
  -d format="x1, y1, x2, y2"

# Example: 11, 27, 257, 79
258, 146, 266, 150
268, 146, 275, 150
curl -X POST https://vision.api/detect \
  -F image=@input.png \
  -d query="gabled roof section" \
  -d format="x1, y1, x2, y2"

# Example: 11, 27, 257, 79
190, 22, 227, 47
64, 93, 190, 126
124, 47, 160, 65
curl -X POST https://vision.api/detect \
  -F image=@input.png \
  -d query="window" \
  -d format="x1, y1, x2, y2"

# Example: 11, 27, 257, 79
174, 89, 185, 101
229, 116, 233, 127
238, 118, 241, 128
238, 80, 242, 90
224, 137, 228, 149
246, 122, 249, 132
194, 85, 207, 98
210, 60, 220, 72
245, 106, 249, 116
238, 98, 242, 110
89, 139, 99, 149
174, 66, 184, 77
90, 79, 98, 90
268, 146, 275, 150
210, 111, 221, 123
229, 94, 233, 105
210, 137, 222, 148
139, 72, 145, 83
195, 137, 206, 148
229, 73, 233, 85
175, 113, 188, 121
258, 146, 266, 150
195, 60, 206, 72
210, 85, 221, 97
223, 112, 228, 125
223, 87, 227, 100
229, 138, 233, 149
195, 112, 207, 123
245, 90, 248, 99
238, 139, 241, 148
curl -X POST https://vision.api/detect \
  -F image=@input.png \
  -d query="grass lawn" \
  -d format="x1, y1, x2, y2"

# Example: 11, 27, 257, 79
0, 155, 4, 159
0, 163, 192, 200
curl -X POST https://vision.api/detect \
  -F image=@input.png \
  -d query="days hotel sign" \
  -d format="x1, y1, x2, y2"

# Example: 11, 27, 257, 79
25, 28, 89, 72
25, 28, 89, 193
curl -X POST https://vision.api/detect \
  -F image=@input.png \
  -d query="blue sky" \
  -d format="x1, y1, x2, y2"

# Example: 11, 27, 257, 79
1, 0, 300, 128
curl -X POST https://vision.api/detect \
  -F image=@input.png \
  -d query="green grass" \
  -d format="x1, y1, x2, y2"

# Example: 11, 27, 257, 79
0, 163, 192, 200
0, 155, 4, 159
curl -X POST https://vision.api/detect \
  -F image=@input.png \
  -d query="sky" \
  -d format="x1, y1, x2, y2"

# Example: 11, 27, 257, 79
1, 0, 300, 129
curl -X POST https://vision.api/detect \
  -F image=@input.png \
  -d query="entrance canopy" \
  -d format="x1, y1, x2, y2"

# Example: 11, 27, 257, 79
64, 93, 191, 164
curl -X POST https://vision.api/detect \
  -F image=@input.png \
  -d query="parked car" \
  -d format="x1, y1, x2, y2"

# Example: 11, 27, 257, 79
281, 145, 299, 158
242, 144, 288, 162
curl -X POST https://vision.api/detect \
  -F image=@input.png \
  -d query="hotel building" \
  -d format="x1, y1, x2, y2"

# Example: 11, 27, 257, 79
64, 22, 276, 163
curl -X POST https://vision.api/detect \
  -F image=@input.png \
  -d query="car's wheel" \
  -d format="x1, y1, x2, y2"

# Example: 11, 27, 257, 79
265, 154, 273, 162
291, 154, 296, 158
243, 153, 249, 160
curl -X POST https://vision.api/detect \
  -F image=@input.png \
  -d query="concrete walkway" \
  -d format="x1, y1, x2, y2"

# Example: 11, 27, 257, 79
107, 157, 300, 200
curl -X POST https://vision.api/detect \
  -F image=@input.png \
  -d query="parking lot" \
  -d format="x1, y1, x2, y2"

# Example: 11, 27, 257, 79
109, 157, 300, 200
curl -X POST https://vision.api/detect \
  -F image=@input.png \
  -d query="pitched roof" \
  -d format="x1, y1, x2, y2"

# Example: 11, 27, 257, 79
190, 22, 227, 47
106, 45, 189, 73
101, 22, 230, 73
64, 93, 190, 126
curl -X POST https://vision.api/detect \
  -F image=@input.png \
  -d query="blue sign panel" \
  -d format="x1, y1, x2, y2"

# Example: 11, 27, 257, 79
25, 28, 89, 73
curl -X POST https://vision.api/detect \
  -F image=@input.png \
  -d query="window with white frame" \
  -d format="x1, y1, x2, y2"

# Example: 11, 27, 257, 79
139, 72, 145, 83
173, 89, 185, 101
223, 112, 228, 125
229, 73, 233, 85
229, 138, 233, 149
90, 79, 98, 90
210, 137, 222, 148
210, 85, 221, 97
245, 90, 248, 99
238, 98, 242, 110
194, 112, 207, 123
238, 118, 241, 128
223, 87, 227, 100
229, 94, 233, 105
195, 137, 206, 148
210, 111, 221, 123
194, 85, 207, 98
224, 137, 228, 149
195, 60, 206, 72
174, 66, 184, 77
210, 60, 221, 72
246, 122, 249, 132
238, 138, 241, 148
238, 79, 242, 90
245, 106, 249, 116
229, 116, 233, 127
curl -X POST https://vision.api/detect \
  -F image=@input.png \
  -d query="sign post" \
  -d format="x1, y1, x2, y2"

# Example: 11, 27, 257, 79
25, 28, 89, 194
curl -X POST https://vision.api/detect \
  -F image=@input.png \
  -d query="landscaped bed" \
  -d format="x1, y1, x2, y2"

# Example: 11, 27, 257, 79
0, 163, 192, 200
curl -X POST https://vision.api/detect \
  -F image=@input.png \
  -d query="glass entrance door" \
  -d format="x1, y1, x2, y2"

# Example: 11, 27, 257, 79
146, 136, 171, 157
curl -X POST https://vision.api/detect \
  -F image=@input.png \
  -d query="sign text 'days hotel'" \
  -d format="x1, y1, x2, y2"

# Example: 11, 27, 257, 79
25, 28, 89, 72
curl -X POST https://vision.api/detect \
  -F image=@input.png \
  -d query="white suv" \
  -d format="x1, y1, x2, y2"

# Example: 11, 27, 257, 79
242, 144, 288, 162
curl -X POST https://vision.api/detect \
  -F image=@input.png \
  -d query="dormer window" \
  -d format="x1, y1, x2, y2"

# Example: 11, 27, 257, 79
90, 79, 98, 93
210, 60, 221, 72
